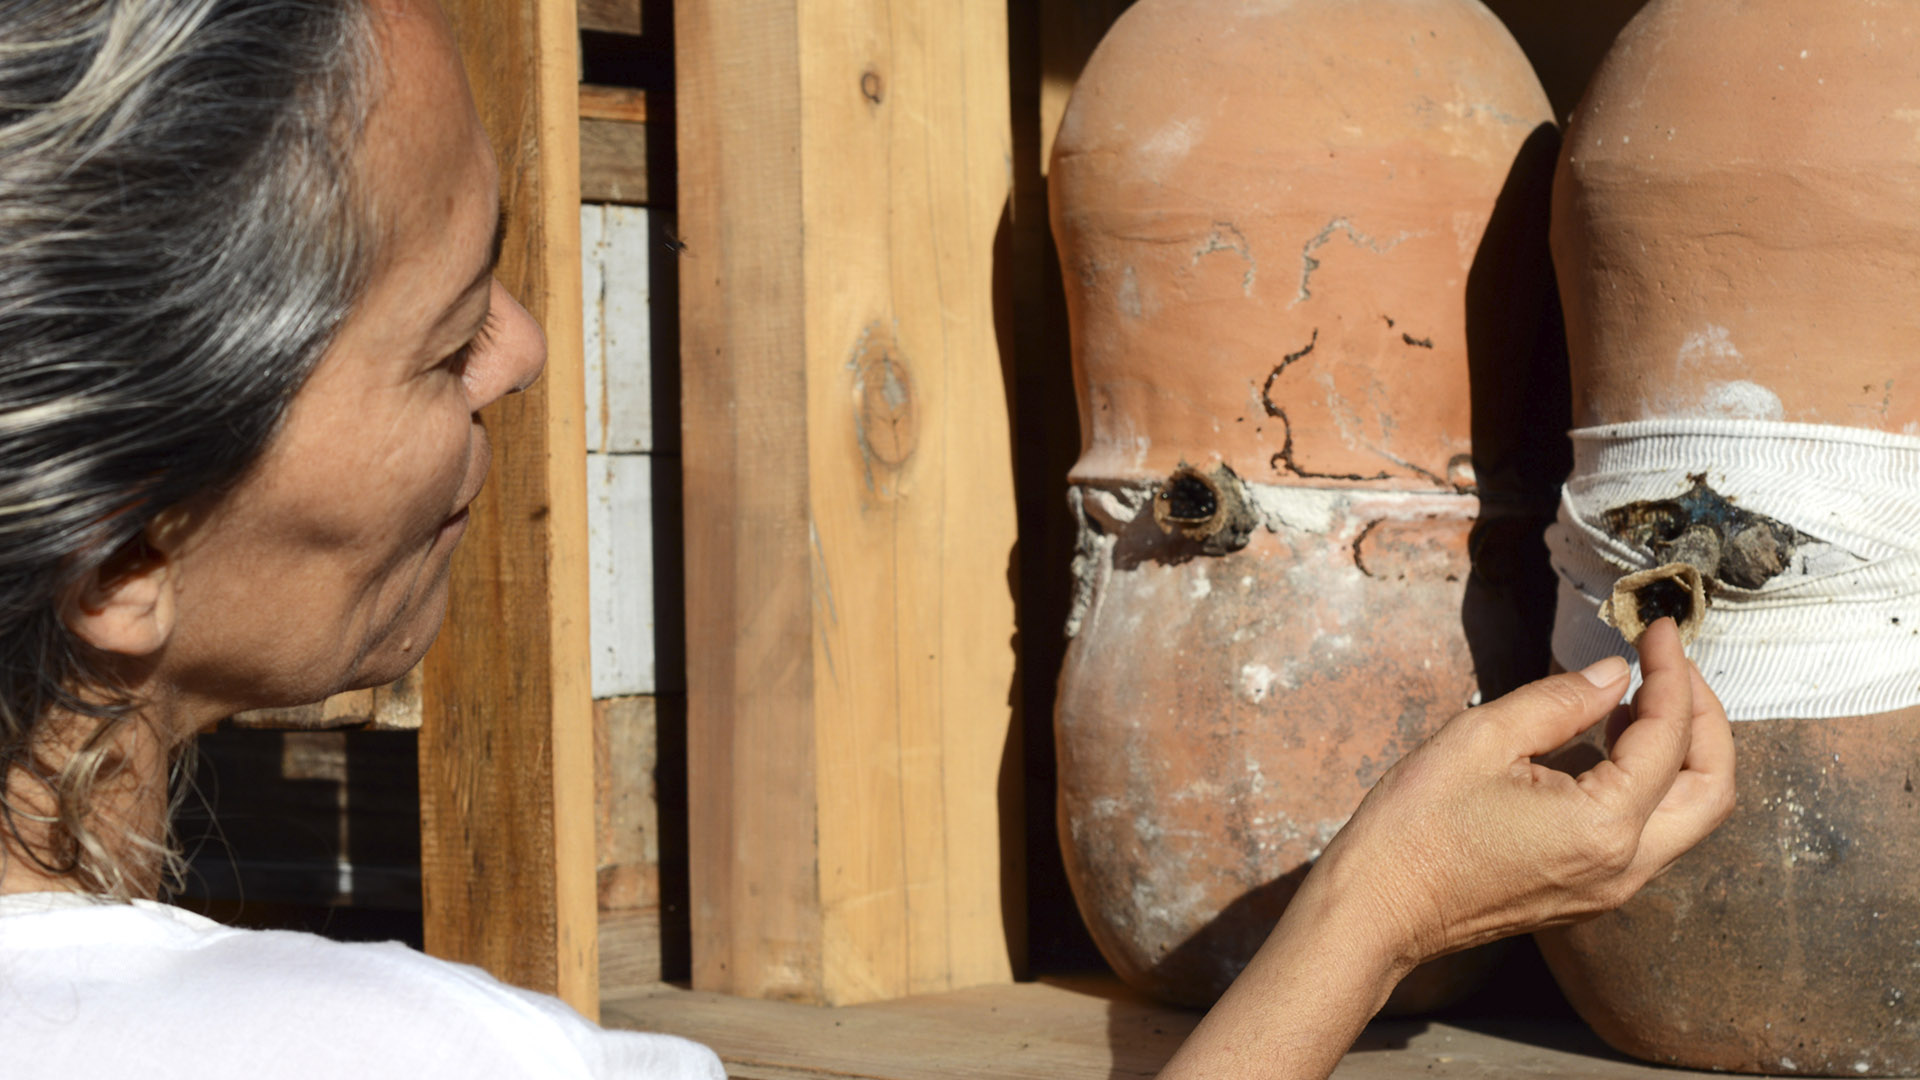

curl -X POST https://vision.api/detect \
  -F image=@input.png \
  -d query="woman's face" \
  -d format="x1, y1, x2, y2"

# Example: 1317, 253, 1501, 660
158, 0, 545, 714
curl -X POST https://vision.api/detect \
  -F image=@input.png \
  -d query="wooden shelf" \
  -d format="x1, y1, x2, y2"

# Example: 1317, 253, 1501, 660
604, 977, 1724, 1080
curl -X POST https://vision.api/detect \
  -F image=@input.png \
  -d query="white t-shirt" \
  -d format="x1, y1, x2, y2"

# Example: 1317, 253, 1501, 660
0, 892, 724, 1079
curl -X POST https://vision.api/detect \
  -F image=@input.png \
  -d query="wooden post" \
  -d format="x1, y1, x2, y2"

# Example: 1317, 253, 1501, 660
418, 0, 599, 1019
678, 0, 1023, 1005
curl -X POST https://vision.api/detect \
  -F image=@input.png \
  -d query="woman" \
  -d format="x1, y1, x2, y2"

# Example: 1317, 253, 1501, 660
0, 0, 1735, 1077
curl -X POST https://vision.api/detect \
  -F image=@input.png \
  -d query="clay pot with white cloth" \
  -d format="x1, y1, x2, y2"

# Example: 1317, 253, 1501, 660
1048, 0, 1563, 1009
1537, 1, 1920, 1072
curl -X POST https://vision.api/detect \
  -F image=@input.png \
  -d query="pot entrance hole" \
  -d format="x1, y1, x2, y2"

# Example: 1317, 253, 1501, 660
1159, 473, 1219, 523
1151, 463, 1258, 557
1599, 562, 1707, 646
1634, 577, 1695, 626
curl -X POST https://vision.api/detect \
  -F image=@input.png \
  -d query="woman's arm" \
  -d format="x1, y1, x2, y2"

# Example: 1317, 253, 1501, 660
1155, 617, 1735, 1079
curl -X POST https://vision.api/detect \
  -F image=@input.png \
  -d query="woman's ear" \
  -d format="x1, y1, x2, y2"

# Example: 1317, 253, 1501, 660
62, 516, 187, 658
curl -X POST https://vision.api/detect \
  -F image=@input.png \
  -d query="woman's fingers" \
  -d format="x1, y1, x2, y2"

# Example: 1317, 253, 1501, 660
1581, 618, 1693, 819
1629, 658, 1736, 878
1680, 660, 1736, 783
1469, 654, 1631, 759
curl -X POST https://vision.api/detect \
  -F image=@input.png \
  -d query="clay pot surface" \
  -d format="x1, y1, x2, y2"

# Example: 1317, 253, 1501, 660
1050, 0, 1556, 1007
1553, 0, 1920, 431
1053, 0, 1554, 490
1543, 1, 1920, 1071
1541, 715, 1920, 1075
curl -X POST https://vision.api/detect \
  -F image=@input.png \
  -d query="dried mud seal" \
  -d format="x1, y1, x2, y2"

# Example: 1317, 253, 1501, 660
1599, 562, 1706, 646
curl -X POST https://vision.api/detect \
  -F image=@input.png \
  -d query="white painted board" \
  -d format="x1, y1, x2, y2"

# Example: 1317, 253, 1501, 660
581, 203, 654, 454
587, 451, 656, 698
581, 204, 606, 450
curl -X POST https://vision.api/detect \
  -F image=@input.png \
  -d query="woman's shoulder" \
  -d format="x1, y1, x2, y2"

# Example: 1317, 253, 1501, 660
0, 894, 722, 1080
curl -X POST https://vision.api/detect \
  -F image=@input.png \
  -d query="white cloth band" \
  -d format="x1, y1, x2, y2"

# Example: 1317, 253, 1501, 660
1549, 419, 1920, 721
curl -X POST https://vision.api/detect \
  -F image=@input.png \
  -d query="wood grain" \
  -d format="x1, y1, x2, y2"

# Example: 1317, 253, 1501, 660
581, 203, 654, 453
580, 85, 654, 124
419, 0, 598, 1019
228, 668, 422, 731
675, 0, 819, 1004
578, 0, 642, 35
594, 695, 660, 913
595, 695, 665, 998
580, 120, 652, 204
677, 0, 1021, 1005
799, 0, 1021, 1002
578, 91, 672, 207
604, 978, 1725, 1080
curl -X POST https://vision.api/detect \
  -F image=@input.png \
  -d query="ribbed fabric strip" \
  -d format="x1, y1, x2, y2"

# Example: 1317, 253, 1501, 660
1548, 419, 1920, 722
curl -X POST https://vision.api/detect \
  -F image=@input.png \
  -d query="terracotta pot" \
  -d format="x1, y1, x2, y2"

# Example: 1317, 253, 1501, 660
1539, 1, 1920, 1072
1049, 0, 1559, 1008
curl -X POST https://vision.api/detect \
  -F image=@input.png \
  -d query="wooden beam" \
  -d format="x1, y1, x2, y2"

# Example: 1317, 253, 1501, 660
419, 0, 598, 1019
603, 978, 1711, 1080
606, 979, 1196, 1080
580, 85, 655, 124
578, 0, 642, 35
579, 89, 671, 206
675, 0, 816, 1004
678, 0, 1022, 1005
581, 119, 654, 205
228, 669, 422, 731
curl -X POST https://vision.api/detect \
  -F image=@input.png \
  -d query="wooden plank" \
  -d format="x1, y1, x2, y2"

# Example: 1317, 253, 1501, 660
578, 88, 671, 207
675, 0, 819, 1004
586, 454, 656, 696
605, 978, 1727, 1080
582, 204, 660, 697
677, 0, 1021, 1005
607, 978, 1187, 1080
595, 695, 664, 997
419, 0, 598, 1019
581, 118, 656, 205
598, 907, 664, 999
580, 85, 654, 124
594, 694, 661, 912
582, 204, 605, 438
228, 668, 422, 731
798, 0, 1020, 1003
578, 0, 642, 35
582, 204, 654, 453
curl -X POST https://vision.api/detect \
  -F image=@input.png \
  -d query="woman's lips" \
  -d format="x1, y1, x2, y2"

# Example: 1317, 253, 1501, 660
437, 505, 471, 544
439, 437, 489, 546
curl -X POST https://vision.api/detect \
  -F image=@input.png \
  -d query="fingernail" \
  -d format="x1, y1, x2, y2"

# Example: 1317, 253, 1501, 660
1579, 656, 1629, 687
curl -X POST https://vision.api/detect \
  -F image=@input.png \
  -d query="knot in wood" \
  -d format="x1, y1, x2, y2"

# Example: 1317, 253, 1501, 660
852, 331, 916, 469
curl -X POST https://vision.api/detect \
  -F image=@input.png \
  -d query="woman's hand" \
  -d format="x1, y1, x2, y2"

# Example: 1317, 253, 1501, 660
1155, 617, 1734, 1079
1321, 615, 1735, 966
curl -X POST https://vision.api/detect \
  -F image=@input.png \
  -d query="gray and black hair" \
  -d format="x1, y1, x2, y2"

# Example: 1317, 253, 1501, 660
0, 0, 377, 896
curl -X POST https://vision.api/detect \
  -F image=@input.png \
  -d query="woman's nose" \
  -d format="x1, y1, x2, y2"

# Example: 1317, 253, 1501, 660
465, 278, 547, 410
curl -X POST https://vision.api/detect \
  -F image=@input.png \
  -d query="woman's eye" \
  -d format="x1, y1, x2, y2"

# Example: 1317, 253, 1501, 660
443, 309, 500, 374
441, 342, 474, 375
